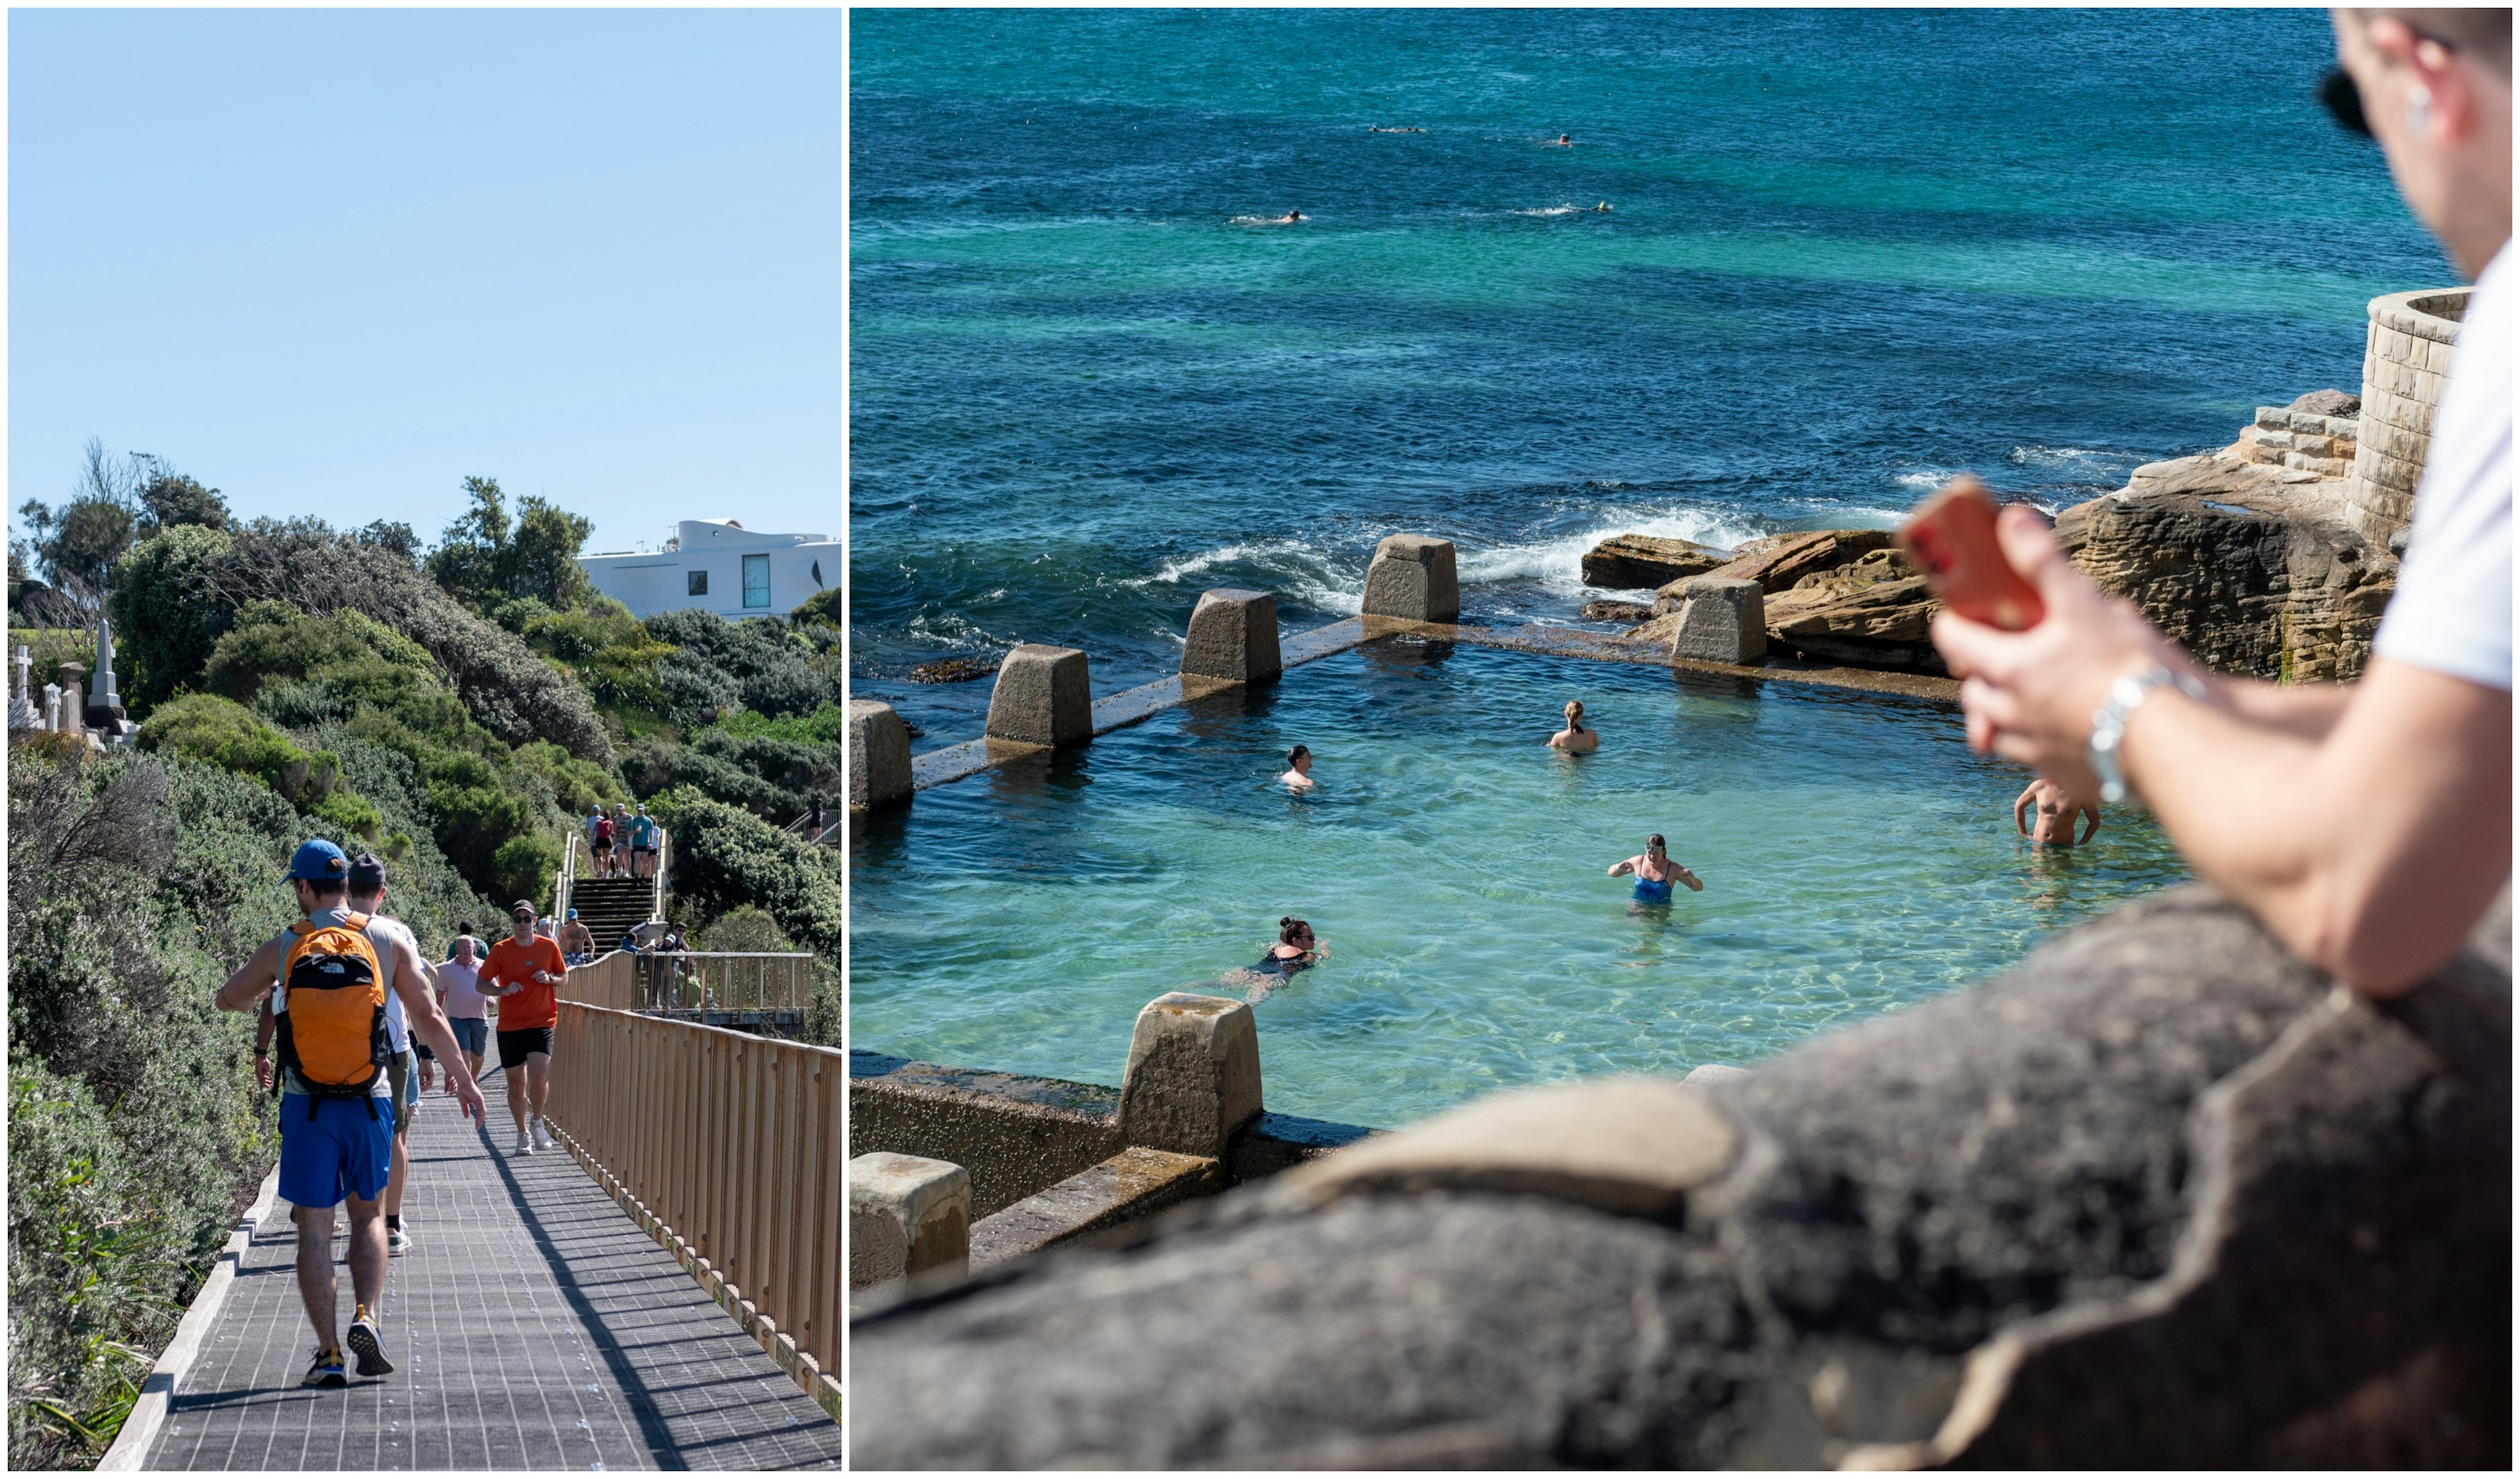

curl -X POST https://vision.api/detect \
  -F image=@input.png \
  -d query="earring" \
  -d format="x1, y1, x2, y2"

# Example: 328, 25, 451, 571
2408, 85, 2433, 133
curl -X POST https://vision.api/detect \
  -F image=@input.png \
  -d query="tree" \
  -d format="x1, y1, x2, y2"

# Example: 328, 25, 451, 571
132, 457, 230, 533
108, 523, 237, 712
422, 476, 593, 615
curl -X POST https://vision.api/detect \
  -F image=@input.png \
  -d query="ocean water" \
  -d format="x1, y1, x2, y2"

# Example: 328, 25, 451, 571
848, 642, 2191, 1129
846, 9, 2441, 1121
850, 7, 2446, 744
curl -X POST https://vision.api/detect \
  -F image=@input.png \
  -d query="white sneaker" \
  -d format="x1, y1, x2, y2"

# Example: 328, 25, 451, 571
532, 1119, 555, 1152
514, 1131, 535, 1157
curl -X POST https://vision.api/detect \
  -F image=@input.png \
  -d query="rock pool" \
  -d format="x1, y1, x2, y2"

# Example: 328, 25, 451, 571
849, 639, 2189, 1129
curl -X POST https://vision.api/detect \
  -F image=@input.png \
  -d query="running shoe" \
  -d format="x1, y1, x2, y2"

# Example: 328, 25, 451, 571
302, 1346, 348, 1388
532, 1118, 555, 1152
346, 1305, 394, 1377
514, 1130, 535, 1157
387, 1226, 413, 1254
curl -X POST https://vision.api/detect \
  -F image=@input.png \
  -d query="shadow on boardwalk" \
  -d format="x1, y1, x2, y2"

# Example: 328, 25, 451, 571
146, 1064, 842, 1470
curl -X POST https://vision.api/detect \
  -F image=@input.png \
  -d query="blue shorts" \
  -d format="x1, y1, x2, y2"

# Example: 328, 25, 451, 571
449, 1016, 489, 1054
278, 1093, 394, 1209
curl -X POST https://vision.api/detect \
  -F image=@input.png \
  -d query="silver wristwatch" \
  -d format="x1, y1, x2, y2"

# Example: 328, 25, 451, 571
2088, 665, 2207, 804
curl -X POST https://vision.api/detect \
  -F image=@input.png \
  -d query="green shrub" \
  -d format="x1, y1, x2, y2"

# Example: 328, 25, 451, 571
136, 694, 352, 821
644, 608, 834, 721
654, 789, 843, 960
7, 749, 289, 1468
691, 905, 797, 953
107, 524, 234, 714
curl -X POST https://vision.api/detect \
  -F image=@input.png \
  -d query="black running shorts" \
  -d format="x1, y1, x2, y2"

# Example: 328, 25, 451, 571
496, 1027, 555, 1070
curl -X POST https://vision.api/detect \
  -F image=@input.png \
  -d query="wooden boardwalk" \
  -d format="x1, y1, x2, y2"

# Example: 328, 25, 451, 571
143, 1062, 843, 1470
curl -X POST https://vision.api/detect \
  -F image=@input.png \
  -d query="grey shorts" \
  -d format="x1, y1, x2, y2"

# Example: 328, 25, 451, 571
385, 1049, 420, 1135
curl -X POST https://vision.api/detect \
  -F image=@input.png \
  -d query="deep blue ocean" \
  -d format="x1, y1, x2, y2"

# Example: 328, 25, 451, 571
849, 7, 2448, 745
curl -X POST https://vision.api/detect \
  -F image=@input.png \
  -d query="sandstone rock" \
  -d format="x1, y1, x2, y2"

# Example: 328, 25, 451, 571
1578, 599, 1654, 623
1762, 559, 1945, 673
2290, 387, 2360, 419
2056, 459, 2395, 682
1580, 534, 1728, 591
851, 888, 2511, 1469
1656, 528, 1897, 611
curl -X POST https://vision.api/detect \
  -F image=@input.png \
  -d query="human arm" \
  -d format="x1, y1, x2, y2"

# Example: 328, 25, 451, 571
2014, 783, 2036, 836
217, 937, 289, 1013
387, 936, 485, 1125
1934, 509, 2512, 996
1606, 856, 1637, 877
255, 997, 276, 1091
1673, 864, 1704, 892
2076, 806, 2101, 847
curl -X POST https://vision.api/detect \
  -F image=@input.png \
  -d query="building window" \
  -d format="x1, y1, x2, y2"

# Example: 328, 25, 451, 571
687, 570, 709, 597
743, 554, 770, 609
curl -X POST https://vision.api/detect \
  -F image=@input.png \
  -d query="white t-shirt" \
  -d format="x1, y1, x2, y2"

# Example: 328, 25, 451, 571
438, 955, 488, 1019
2372, 243, 2513, 691
367, 915, 422, 1055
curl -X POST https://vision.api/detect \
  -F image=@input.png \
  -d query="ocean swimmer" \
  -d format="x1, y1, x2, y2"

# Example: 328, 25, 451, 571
1280, 744, 1316, 790
1236, 917, 1326, 1001
1608, 833, 1702, 904
2014, 778, 2099, 848
1595, 201, 1612, 212
1545, 700, 1599, 753
1549, 133, 1573, 146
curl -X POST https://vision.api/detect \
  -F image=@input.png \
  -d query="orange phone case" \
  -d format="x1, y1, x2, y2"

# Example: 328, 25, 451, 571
1897, 476, 2046, 631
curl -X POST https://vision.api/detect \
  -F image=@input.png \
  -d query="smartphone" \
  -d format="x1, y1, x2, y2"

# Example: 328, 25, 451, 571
1897, 476, 2045, 631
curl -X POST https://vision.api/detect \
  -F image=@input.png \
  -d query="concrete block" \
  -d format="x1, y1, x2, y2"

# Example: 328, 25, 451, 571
969, 1147, 1223, 1268
849, 699, 913, 810
1360, 535, 1460, 623
1181, 589, 1282, 684
1671, 576, 1767, 665
1117, 993, 1263, 1159
985, 644, 1091, 747
2322, 415, 2361, 440
2252, 407, 2289, 432
849, 1152, 971, 1291
2252, 428, 2295, 452
2285, 411, 2328, 436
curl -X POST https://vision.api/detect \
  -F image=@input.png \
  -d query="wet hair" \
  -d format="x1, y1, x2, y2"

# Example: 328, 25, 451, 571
1564, 699, 1586, 732
1647, 833, 1666, 850
1287, 745, 1310, 764
1280, 916, 1313, 944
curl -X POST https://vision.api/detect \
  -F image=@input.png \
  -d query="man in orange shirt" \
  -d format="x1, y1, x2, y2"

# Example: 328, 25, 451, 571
480, 900, 568, 1157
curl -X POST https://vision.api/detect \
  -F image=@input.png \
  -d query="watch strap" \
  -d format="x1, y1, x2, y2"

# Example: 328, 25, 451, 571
2088, 665, 2207, 804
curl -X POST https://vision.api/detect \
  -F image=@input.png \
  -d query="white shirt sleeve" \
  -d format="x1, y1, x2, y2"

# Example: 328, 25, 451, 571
2372, 244, 2513, 692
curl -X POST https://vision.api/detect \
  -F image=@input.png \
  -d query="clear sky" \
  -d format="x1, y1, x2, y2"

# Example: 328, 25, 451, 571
9, 8, 841, 558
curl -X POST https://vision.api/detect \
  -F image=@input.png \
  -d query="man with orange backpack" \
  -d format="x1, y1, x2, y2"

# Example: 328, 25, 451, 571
217, 840, 486, 1390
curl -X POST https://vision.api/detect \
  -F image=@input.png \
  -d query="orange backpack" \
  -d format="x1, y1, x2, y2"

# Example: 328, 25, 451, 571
275, 911, 390, 1119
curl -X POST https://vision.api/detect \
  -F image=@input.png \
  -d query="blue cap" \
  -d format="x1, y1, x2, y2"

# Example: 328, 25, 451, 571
566, 909, 579, 919
286, 839, 350, 883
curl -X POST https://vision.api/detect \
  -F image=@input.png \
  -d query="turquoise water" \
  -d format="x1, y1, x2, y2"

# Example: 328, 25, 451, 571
848, 643, 2189, 1129
850, 8, 2447, 749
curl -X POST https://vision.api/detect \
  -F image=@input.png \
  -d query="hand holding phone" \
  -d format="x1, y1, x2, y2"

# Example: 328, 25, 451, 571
1898, 476, 2046, 631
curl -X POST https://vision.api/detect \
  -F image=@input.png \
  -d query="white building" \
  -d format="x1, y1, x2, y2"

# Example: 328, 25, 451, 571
579, 519, 839, 621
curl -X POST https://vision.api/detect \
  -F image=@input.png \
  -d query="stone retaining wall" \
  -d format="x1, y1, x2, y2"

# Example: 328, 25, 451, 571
2345, 287, 2468, 541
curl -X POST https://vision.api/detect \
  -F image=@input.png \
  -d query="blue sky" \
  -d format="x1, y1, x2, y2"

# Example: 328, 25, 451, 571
9, 8, 841, 558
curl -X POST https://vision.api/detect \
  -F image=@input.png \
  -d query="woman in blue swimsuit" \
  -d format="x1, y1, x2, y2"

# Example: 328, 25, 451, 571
1607, 834, 1702, 903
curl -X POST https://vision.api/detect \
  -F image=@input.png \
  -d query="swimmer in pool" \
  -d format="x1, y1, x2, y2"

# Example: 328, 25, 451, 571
1608, 834, 1702, 903
1254, 917, 1323, 976
1550, 133, 1572, 146
1280, 744, 1316, 791
1546, 699, 1599, 754
2015, 778, 2100, 848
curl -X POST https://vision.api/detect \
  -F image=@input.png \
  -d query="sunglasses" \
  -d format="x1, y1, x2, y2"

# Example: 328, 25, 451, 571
2320, 68, 2372, 136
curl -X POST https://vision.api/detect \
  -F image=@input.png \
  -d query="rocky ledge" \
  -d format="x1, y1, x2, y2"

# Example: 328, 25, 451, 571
854, 886, 2511, 1468
1581, 392, 2397, 680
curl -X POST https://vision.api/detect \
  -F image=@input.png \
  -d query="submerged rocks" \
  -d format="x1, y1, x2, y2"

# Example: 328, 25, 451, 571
1578, 599, 1655, 624
1580, 534, 1728, 590
2057, 458, 2395, 683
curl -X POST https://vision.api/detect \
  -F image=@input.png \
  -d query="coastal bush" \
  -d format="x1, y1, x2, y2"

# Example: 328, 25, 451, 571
136, 694, 352, 819
106, 523, 234, 711
7, 749, 291, 1469
423, 476, 595, 618
644, 608, 836, 721
654, 789, 845, 960
691, 905, 797, 953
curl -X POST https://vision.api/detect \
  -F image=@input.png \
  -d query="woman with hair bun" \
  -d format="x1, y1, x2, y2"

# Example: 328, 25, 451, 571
1254, 917, 1323, 976
1546, 699, 1599, 753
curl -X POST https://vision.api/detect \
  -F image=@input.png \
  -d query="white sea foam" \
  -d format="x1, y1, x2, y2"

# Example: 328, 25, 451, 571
1456, 505, 1770, 594
1122, 538, 1366, 614
1511, 204, 1582, 217
1893, 469, 1960, 491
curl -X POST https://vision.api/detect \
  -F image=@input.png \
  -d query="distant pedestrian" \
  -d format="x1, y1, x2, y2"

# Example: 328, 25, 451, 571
592, 807, 618, 877
434, 927, 490, 1091
810, 795, 826, 837
630, 804, 661, 879
215, 840, 484, 1388
480, 902, 568, 1157
559, 909, 596, 963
